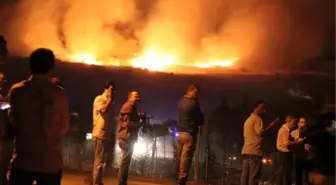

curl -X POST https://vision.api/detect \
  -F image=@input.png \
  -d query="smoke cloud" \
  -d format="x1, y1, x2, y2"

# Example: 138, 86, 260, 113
0, 0, 334, 70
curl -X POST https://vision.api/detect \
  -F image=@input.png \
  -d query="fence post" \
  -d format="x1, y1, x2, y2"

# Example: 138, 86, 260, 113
194, 125, 202, 184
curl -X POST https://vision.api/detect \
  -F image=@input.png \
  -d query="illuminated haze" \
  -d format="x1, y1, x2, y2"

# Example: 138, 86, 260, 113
0, 0, 334, 71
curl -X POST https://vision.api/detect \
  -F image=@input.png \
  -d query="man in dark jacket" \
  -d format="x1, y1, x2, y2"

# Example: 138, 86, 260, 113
302, 110, 335, 185
176, 84, 204, 185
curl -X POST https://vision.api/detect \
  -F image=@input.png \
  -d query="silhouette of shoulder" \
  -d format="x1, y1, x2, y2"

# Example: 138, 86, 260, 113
8, 80, 28, 96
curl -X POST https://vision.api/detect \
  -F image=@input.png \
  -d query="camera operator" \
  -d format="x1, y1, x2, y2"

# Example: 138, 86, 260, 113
301, 108, 335, 185
117, 91, 141, 185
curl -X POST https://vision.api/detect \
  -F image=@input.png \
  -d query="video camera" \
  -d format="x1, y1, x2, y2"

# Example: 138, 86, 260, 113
138, 112, 153, 124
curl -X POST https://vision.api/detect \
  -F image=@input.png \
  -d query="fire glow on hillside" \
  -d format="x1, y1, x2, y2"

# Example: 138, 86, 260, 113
66, 49, 238, 72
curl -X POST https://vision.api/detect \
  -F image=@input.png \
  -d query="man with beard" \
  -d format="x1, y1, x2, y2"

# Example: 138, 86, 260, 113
117, 91, 141, 185
176, 84, 204, 185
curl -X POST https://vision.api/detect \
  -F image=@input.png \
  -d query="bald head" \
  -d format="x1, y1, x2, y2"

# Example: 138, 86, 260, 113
128, 91, 140, 103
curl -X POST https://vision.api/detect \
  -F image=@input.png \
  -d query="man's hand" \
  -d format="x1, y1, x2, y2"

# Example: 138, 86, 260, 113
296, 137, 305, 143
270, 117, 279, 127
264, 117, 279, 131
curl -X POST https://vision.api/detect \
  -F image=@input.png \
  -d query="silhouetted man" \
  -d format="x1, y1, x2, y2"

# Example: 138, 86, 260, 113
0, 73, 13, 185
291, 118, 309, 185
176, 84, 204, 185
301, 108, 335, 185
0, 35, 8, 69
92, 81, 115, 185
241, 101, 277, 185
8, 48, 70, 185
117, 91, 140, 185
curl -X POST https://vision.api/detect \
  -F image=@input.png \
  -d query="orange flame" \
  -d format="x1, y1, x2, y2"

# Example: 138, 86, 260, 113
65, 50, 237, 72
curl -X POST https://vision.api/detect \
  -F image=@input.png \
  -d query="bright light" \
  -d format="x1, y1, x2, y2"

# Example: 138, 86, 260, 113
67, 53, 99, 65
64, 50, 238, 73
131, 49, 176, 71
229, 156, 236, 161
66, 53, 121, 66
132, 137, 147, 156
86, 133, 92, 140
194, 58, 237, 68
175, 133, 179, 137
261, 158, 272, 164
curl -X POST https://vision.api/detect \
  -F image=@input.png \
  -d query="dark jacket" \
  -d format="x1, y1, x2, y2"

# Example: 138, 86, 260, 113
177, 96, 204, 134
301, 114, 335, 175
0, 35, 8, 63
117, 100, 139, 140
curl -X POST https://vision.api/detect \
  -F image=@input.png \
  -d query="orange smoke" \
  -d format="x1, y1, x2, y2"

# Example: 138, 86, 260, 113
3, 0, 331, 72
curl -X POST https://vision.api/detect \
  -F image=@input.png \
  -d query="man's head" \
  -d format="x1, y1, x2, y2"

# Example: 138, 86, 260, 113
253, 100, 265, 114
297, 117, 306, 128
29, 48, 55, 75
185, 84, 199, 99
128, 91, 140, 103
285, 115, 296, 127
103, 80, 115, 97
0, 35, 6, 44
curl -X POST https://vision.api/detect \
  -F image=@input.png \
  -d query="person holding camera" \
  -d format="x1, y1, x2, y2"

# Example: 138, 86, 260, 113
117, 91, 141, 185
92, 81, 115, 185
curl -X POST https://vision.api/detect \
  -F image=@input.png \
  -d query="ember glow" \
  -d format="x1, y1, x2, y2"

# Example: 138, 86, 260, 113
66, 49, 238, 72
0, 0, 300, 74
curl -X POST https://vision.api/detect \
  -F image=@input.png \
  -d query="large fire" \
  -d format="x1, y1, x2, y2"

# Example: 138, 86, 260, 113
65, 49, 238, 72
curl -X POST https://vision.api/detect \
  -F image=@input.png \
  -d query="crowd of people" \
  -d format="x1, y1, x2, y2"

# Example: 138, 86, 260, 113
241, 101, 335, 185
0, 33, 334, 185
0, 46, 205, 185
